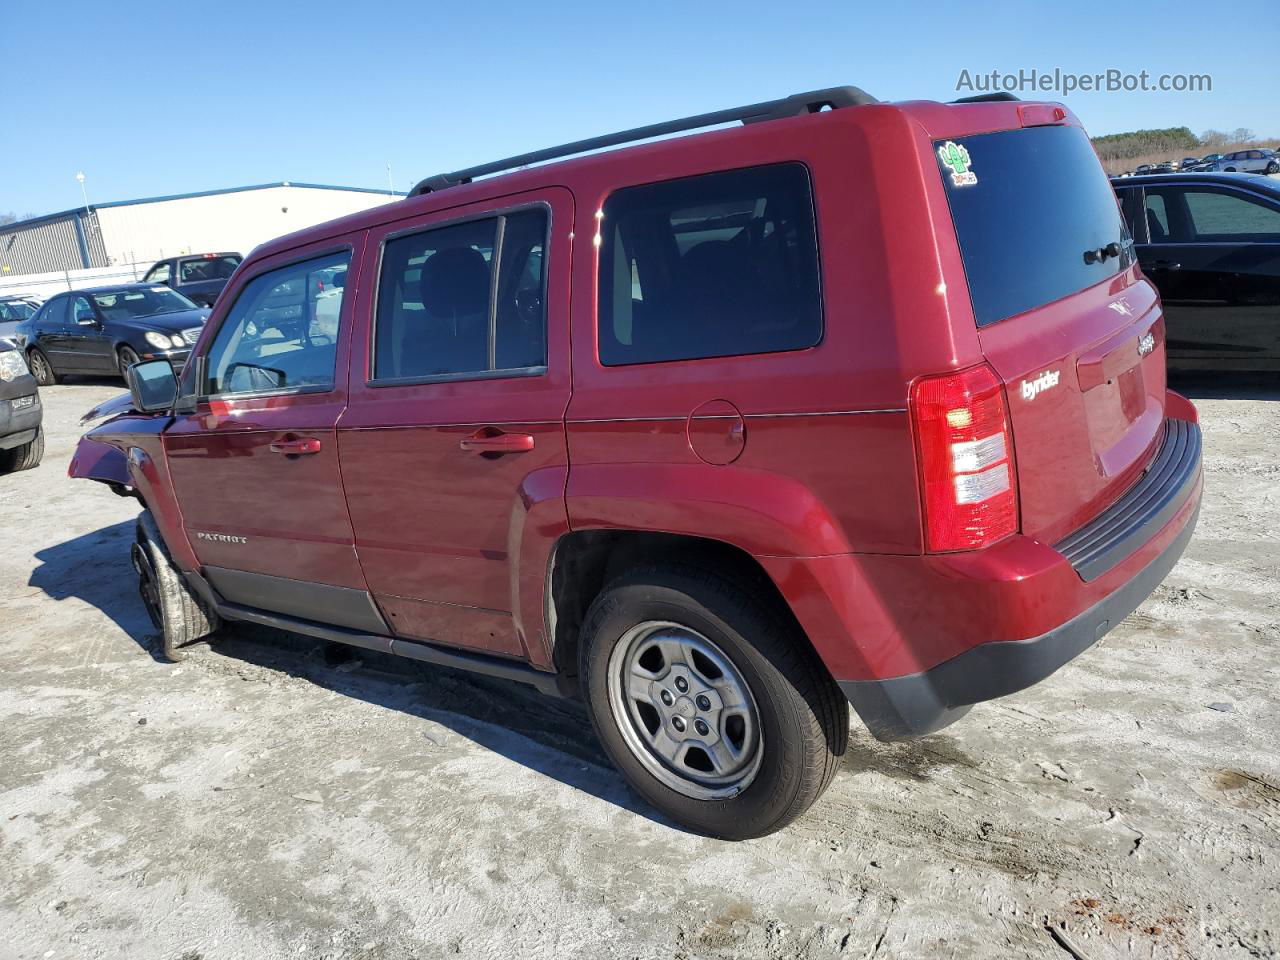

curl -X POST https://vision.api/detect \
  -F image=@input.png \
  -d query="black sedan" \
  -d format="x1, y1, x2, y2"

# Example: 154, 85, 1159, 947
16, 284, 210, 385
1112, 172, 1280, 370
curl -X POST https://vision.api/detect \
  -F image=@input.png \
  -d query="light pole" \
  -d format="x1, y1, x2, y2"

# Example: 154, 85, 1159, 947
75, 172, 90, 216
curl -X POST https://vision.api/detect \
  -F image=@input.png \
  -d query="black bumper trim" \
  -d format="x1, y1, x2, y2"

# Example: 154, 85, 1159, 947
1054, 418, 1201, 582
843, 495, 1200, 742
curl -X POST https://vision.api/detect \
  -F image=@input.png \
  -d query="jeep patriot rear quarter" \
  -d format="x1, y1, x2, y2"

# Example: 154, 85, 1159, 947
73, 87, 1202, 839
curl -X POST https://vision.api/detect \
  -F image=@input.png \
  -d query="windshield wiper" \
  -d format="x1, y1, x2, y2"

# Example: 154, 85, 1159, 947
1083, 241, 1122, 265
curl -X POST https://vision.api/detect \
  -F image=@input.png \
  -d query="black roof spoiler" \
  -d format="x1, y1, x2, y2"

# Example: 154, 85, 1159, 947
408, 86, 878, 196
951, 92, 1021, 103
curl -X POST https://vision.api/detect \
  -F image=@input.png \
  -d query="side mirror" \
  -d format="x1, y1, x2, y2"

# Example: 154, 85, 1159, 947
126, 359, 178, 413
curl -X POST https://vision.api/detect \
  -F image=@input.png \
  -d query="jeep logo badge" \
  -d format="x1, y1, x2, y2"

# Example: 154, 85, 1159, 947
1020, 369, 1060, 402
1137, 332, 1156, 357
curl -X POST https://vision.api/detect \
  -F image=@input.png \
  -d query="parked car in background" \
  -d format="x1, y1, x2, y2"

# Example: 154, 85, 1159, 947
1212, 150, 1280, 174
1113, 172, 1280, 370
17, 284, 210, 384
1179, 157, 1200, 172
72, 88, 1203, 839
142, 252, 242, 307
0, 295, 42, 340
1153, 161, 1176, 173
1184, 153, 1224, 173
0, 339, 42, 473
1135, 163, 1155, 175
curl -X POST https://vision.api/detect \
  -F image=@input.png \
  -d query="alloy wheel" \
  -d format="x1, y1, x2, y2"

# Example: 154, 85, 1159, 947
29, 350, 53, 385
606, 620, 762, 800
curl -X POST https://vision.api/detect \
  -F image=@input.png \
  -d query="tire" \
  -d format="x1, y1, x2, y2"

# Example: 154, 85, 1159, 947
1267, 161, 1279, 175
117, 345, 141, 379
580, 563, 848, 839
27, 349, 59, 386
133, 511, 220, 661
1224, 167, 1237, 173
0, 426, 44, 473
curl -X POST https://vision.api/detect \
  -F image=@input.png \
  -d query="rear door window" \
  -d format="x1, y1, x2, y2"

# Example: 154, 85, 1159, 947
42, 296, 69, 328
597, 163, 822, 366
373, 207, 548, 381
939, 125, 1132, 327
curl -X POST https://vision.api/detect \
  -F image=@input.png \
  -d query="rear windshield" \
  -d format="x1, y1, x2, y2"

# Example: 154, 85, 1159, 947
180, 255, 241, 283
939, 124, 1132, 328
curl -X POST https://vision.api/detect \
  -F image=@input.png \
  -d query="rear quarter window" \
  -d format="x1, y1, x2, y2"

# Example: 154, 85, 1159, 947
939, 124, 1132, 328
597, 163, 822, 366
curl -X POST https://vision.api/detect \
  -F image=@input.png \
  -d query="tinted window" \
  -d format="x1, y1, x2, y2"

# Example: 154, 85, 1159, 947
180, 255, 240, 283
203, 251, 350, 397
598, 164, 821, 366
1181, 190, 1280, 239
374, 207, 548, 381
41, 297, 69, 328
940, 125, 1132, 327
1144, 193, 1170, 242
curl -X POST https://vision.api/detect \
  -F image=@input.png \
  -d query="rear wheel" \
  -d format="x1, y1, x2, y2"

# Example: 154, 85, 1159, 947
133, 511, 220, 661
0, 427, 43, 473
581, 564, 848, 839
117, 345, 141, 378
27, 349, 59, 386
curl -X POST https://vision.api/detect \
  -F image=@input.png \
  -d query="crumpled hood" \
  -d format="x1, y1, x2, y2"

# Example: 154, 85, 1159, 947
80, 391, 136, 426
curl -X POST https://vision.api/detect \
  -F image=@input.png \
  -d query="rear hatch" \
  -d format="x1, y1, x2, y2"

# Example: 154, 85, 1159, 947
938, 120, 1166, 544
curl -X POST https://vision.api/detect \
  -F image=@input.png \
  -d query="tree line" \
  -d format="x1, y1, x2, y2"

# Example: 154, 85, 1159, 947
1091, 127, 1259, 163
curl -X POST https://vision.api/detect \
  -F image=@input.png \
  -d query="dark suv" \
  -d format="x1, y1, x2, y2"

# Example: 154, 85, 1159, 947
0, 339, 42, 473
72, 88, 1203, 838
142, 253, 242, 307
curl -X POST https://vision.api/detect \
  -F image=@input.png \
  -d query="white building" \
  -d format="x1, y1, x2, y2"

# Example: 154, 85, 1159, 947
0, 182, 403, 279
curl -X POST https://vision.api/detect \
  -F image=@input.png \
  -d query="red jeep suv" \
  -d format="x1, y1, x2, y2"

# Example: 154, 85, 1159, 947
72, 87, 1203, 839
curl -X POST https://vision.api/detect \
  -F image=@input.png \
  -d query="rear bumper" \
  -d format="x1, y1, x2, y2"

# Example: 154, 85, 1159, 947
759, 410, 1203, 741
841, 494, 1198, 739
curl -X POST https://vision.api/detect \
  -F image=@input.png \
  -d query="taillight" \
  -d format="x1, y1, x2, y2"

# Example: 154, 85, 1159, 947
910, 364, 1018, 552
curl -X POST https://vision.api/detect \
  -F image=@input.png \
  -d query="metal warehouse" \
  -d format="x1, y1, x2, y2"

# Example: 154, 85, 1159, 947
0, 182, 402, 278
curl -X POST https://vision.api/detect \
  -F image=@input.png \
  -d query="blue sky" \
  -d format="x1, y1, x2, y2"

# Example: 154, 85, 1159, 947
3, 0, 1272, 217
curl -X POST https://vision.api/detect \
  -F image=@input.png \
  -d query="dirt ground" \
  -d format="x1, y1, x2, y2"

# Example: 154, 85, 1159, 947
1, 377, 1277, 960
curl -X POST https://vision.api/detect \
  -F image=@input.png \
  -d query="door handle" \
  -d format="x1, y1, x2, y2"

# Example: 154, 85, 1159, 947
1145, 259, 1182, 271
459, 430, 535, 454
269, 437, 322, 456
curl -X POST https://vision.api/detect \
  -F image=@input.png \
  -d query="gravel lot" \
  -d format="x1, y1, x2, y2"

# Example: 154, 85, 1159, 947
1, 377, 1277, 960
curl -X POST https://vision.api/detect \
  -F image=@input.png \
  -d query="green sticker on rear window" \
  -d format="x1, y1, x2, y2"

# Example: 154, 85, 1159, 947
939, 140, 978, 186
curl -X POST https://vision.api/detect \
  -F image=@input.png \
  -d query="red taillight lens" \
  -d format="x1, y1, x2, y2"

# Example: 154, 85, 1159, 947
910, 364, 1018, 552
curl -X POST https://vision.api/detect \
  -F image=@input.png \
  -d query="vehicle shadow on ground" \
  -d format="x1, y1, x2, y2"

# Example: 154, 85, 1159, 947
29, 520, 680, 831
28, 519, 170, 663
1168, 370, 1280, 401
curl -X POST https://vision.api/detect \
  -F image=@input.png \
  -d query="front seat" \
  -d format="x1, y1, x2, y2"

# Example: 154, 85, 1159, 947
400, 247, 491, 377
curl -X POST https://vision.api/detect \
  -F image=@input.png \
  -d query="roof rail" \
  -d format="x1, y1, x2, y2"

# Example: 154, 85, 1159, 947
409, 86, 877, 195
951, 92, 1020, 103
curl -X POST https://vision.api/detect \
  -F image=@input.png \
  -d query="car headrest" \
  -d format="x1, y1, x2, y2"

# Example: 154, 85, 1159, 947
418, 247, 490, 319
